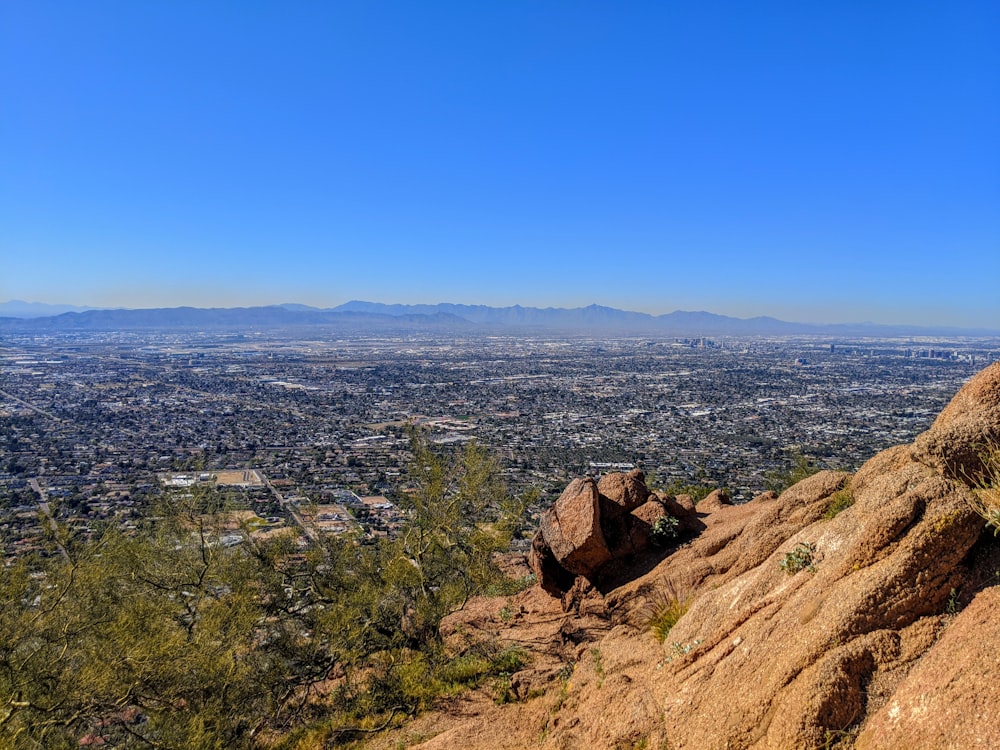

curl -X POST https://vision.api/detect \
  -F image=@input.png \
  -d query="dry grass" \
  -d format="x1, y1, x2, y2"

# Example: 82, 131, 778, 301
640, 578, 693, 643
965, 442, 1000, 535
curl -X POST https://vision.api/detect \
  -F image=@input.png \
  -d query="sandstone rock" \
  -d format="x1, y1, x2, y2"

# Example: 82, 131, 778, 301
911, 361, 1000, 482
855, 586, 1000, 750
657, 458, 981, 749
538, 478, 612, 578
654, 492, 700, 532
630, 498, 669, 527
672, 493, 697, 513
697, 488, 731, 513
597, 468, 650, 517
621, 499, 670, 553
398, 365, 1000, 750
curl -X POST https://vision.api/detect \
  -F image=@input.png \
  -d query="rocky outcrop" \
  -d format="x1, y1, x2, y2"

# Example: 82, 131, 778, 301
529, 469, 686, 598
854, 585, 1000, 749
377, 362, 1000, 750
535, 477, 612, 578
911, 359, 1000, 482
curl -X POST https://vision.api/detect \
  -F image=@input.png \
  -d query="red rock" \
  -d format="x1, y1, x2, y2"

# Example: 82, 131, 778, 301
539, 477, 612, 578
527, 529, 575, 596
912, 361, 1000, 482
597, 469, 650, 517
697, 488, 731, 513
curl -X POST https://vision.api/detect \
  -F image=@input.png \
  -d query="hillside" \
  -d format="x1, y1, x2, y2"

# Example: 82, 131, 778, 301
372, 362, 1000, 749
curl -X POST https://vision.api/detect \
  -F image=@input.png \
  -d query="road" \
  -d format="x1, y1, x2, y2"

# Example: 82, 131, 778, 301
260, 472, 318, 543
29, 478, 71, 561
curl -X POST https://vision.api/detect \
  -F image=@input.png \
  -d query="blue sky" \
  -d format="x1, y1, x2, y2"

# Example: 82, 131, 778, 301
2, 1, 998, 326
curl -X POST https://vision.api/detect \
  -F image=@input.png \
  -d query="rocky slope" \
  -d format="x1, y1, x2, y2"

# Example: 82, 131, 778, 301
374, 362, 1000, 750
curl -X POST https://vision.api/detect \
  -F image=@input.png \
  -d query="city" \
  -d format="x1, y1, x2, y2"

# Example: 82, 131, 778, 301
2, 329, 996, 561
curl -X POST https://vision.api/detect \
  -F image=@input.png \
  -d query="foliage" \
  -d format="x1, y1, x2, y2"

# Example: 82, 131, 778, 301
659, 479, 714, 504
780, 541, 817, 574
650, 515, 681, 547
765, 450, 821, 494
964, 441, 1000, 536
641, 579, 692, 643
0, 435, 526, 748
823, 484, 855, 519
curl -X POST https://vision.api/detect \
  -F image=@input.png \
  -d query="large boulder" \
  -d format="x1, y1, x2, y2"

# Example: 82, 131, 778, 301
536, 478, 612, 578
527, 529, 575, 597
530, 470, 683, 596
597, 468, 651, 517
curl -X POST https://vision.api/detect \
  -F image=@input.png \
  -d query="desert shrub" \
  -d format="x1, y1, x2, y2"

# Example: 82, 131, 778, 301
780, 541, 817, 574
490, 645, 528, 674
765, 450, 821, 493
823, 484, 854, 519
964, 441, 1000, 535
0, 435, 527, 748
650, 514, 681, 547
665, 482, 714, 503
642, 579, 691, 642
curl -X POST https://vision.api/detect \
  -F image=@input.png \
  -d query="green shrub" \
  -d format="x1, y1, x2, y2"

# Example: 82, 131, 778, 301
438, 653, 492, 686
665, 483, 714, 504
823, 485, 854, 519
964, 441, 1000, 535
780, 541, 817, 574
490, 645, 527, 673
766, 451, 821, 493
650, 515, 681, 547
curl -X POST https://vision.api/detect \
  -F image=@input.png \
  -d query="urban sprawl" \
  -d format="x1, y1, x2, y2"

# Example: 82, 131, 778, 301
2, 330, 997, 561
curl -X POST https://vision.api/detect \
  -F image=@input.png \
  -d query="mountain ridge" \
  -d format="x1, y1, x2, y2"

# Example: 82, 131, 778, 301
2, 300, 997, 337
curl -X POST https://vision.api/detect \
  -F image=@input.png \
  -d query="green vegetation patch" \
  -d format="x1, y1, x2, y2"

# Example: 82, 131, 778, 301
766, 451, 821, 494
0, 435, 530, 749
823, 485, 854, 519
780, 541, 817, 574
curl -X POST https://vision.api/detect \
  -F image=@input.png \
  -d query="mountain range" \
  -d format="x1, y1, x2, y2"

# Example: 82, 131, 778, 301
1, 300, 997, 337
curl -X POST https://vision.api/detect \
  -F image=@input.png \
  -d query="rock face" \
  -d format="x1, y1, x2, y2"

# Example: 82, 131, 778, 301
377, 362, 1000, 750
912, 360, 1000, 482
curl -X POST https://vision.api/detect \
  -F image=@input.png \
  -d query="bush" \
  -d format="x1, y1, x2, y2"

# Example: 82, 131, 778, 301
650, 514, 681, 547
0, 435, 527, 748
765, 451, 821, 493
964, 441, 1000, 535
641, 579, 691, 642
823, 485, 854, 519
780, 541, 817, 574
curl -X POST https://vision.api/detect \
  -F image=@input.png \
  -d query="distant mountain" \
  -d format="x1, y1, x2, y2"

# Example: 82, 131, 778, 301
0, 300, 99, 318
1, 301, 997, 337
0, 305, 473, 333
332, 301, 1000, 337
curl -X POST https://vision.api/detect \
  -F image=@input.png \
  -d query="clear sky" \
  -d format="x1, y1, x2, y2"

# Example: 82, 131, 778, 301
2, 1, 998, 327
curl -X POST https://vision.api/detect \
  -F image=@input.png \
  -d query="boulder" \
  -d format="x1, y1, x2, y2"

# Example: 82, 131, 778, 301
626, 499, 671, 551
697, 488, 731, 513
597, 468, 651, 517
527, 529, 575, 597
538, 478, 612, 578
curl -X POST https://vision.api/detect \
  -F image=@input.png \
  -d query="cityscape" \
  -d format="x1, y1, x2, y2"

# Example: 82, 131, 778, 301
2, 327, 996, 562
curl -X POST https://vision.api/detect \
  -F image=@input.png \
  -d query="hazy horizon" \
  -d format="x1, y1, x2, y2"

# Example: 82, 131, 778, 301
3, 3, 998, 328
